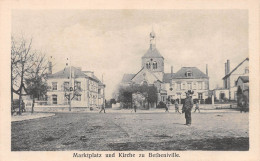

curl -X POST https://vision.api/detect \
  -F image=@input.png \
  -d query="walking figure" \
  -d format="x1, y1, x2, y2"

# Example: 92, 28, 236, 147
182, 90, 194, 126
165, 103, 169, 112
174, 101, 181, 114
133, 105, 137, 113
131, 104, 137, 113
194, 101, 200, 113
99, 105, 106, 113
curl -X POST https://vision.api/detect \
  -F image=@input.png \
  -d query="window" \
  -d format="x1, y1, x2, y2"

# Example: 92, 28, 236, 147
177, 83, 181, 90
153, 61, 157, 69
146, 62, 151, 69
187, 82, 192, 90
52, 82, 57, 90
245, 67, 249, 74
181, 83, 186, 90
198, 82, 202, 90
52, 95, 57, 104
64, 82, 69, 91
186, 71, 192, 77
198, 93, 203, 99
74, 81, 81, 90
162, 96, 165, 102
75, 95, 81, 101
193, 82, 197, 90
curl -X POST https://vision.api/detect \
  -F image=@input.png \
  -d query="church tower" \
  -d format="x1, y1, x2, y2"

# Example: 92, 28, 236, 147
142, 30, 164, 81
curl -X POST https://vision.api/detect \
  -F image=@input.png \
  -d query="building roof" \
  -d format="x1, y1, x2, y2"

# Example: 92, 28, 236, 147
163, 73, 175, 83
48, 66, 86, 79
237, 76, 249, 83
142, 48, 164, 59
172, 67, 208, 79
222, 57, 249, 80
48, 66, 105, 86
121, 74, 135, 83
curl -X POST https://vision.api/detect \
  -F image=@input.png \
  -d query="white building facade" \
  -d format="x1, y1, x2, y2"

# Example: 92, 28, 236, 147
214, 58, 249, 101
46, 67, 105, 108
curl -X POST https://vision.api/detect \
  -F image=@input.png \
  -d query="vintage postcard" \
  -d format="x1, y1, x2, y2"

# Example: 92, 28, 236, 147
0, 0, 259, 161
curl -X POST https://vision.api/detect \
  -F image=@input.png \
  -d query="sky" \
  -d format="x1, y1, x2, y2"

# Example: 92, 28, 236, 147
12, 10, 248, 99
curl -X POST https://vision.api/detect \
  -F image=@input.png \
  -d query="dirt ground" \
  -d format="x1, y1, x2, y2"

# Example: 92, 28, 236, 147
11, 111, 249, 151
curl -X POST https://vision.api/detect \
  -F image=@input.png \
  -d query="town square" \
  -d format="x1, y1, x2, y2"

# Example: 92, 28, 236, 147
10, 10, 250, 151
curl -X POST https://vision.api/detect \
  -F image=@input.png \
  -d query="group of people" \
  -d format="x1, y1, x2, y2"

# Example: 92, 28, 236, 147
165, 94, 200, 115
100, 90, 199, 126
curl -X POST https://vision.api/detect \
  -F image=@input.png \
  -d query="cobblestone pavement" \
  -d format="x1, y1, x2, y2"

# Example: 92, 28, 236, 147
11, 112, 248, 151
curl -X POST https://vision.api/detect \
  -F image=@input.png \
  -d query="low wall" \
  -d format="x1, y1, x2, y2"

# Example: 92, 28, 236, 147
25, 106, 99, 112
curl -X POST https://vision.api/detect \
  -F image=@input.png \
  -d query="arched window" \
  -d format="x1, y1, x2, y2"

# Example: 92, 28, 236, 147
153, 61, 157, 69
146, 62, 151, 69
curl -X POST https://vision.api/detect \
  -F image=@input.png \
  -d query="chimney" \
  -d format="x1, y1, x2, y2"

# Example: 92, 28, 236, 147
225, 63, 227, 75
227, 60, 230, 74
171, 66, 173, 77
48, 61, 52, 74
206, 64, 208, 76
227, 60, 231, 89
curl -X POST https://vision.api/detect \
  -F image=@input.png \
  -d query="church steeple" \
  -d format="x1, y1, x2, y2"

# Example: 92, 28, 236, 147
150, 30, 156, 50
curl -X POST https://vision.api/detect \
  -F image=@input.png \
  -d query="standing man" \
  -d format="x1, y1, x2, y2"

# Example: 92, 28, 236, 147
133, 105, 137, 113
182, 90, 194, 126
194, 101, 200, 113
175, 101, 181, 114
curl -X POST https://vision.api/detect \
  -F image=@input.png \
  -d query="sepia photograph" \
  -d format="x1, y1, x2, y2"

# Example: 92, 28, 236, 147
10, 9, 250, 151
0, 0, 259, 161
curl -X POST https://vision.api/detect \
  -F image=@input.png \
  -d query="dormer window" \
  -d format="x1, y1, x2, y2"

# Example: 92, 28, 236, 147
185, 71, 192, 77
153, 61, 157, 69
146, 62, 151, 69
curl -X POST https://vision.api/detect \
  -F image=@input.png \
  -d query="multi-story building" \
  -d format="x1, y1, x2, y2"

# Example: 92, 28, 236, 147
214, 58, 249, 101
166, 67, 209, 103
47, 66, 105, 108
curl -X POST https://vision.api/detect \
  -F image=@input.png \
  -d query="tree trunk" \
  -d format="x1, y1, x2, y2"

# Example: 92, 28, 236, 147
11, 89, 14, 115
31, 97, 35, 113
69, 94, 71, 111
11, 66, 14, 115
18, 91, 22, 115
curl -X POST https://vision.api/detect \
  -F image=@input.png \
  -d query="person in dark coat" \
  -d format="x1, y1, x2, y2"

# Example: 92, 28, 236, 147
133, 105, 137, 113
182, 90, 194, 126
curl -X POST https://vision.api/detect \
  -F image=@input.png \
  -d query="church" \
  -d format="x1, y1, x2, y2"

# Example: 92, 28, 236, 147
121, 30, 210, 104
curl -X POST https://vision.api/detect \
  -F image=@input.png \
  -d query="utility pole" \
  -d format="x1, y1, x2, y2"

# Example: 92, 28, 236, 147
102, 74, 105, 108
69, 56, 72, 111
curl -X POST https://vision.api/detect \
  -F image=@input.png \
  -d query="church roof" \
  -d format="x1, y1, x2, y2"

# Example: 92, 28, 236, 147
173, 67, 208, 79
142, 48, 164, 59
121, 74, 135, 83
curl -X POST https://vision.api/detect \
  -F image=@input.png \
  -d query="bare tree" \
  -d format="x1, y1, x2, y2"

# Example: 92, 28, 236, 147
25, 53, 49, 113
11, 35, 36, 115
64, 71, 82, 111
